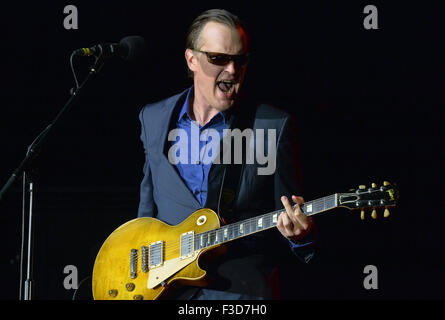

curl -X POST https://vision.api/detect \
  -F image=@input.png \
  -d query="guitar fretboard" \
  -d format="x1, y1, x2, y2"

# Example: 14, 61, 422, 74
194, 194, 337, 250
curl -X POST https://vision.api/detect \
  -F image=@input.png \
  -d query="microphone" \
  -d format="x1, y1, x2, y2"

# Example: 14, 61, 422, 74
73, 36, 147, 61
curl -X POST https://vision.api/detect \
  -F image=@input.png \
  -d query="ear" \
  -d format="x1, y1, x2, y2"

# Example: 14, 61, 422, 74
185, 48, 198, 74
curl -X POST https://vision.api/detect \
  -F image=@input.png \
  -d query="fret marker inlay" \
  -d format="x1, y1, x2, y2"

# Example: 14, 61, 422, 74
272, 213, 278, 224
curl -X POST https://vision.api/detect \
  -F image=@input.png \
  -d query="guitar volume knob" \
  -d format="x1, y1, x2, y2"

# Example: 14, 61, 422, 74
108, 289, 118, 298
126, 283, 135, 291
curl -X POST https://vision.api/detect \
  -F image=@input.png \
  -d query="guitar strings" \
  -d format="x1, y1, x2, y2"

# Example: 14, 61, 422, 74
149, 210, 281, 259
148, 190, 392, 261
148, 195, 334, 253
148, 196, 335, 259
161, 213, 279, 258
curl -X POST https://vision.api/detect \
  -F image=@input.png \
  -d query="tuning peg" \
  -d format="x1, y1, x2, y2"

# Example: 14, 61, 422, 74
361, 210, 365, 220
371, 209, 377, 219
383, 181, 390, 186
384, 208, 390, 218
359, 185, 366, 190
371, 183, 377, 188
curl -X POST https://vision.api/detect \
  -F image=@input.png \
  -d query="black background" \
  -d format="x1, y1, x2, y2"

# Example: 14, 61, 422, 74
0, 1, 443, 300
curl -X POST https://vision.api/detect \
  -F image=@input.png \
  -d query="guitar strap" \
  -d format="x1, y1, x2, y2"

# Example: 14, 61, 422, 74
217, 101, 257, 224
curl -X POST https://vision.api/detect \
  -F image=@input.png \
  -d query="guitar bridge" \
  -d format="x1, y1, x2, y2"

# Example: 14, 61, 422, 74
141, 246, 149, 273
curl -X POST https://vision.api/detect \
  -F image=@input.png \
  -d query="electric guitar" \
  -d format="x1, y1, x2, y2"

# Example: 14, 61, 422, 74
92, 181, 398, 300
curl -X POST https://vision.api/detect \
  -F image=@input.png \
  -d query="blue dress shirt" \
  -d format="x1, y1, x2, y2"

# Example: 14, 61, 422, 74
171, 87, 229, 207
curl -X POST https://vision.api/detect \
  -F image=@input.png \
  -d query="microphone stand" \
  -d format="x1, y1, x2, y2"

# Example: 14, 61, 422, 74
0, 55, 106, 300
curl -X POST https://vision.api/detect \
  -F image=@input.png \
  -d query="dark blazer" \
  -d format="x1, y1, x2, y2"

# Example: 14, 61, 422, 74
137, 88, 315, 298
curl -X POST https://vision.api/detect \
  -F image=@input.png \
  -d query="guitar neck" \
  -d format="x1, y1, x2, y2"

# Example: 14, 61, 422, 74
194, 194, 338, 250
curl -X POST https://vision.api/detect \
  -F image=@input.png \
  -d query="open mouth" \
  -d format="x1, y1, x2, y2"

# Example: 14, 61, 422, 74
216, 80, 236, 94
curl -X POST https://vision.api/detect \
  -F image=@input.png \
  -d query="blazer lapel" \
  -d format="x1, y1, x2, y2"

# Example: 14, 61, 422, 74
158, 89, 202, 209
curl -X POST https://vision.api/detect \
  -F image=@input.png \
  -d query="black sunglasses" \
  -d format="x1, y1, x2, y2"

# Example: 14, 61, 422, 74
194, 49, 249, 66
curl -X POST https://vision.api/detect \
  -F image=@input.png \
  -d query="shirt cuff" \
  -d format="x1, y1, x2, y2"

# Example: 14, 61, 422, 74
288, 236, 316, 264
288, 236, 314, 249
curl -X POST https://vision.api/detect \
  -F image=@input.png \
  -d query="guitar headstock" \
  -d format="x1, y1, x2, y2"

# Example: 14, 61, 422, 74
338, 181, 399, 220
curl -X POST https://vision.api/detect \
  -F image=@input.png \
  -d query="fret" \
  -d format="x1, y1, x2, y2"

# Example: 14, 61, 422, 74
228, 225, 234, 240
192, 194, 338, 250
200, 234, 204, 247
328, 194, 337, 208
302, 194, 337, 215
244, 221, 250, 234
264, 214, 272, 228
248, 219, 255, 233
231, 225, 237, 239
209, 231, 215, 246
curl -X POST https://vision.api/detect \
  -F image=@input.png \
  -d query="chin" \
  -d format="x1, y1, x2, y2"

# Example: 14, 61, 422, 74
215, 91, 240, 111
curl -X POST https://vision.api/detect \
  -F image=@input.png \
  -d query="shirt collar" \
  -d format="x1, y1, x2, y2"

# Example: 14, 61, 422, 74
178, 87, 192, 121
178, 86, 229, 125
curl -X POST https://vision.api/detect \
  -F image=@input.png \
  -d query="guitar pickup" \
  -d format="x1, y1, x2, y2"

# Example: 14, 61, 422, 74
180, 231, 194, 259
149, 241, 164, 268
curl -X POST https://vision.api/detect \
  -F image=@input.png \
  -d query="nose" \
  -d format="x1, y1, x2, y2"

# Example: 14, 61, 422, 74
224, 60, 237, 74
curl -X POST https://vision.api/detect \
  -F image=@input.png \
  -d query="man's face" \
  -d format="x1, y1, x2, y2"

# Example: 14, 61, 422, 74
186, 21, 248, 111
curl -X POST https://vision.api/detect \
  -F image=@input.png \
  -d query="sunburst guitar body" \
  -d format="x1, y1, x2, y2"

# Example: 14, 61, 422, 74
92, 208, 221, 300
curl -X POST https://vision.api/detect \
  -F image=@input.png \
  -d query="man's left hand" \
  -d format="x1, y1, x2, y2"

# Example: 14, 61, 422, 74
277, 195, 312, 242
